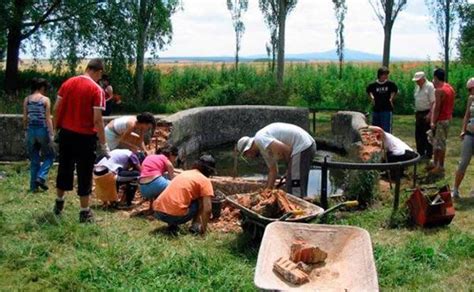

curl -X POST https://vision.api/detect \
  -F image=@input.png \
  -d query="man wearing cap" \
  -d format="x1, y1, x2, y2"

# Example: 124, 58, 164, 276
429, 68, 455, 175
52, 58, 110, 223
237, 122, 316, 197
153, 155, 216, 235
413, 71, 435, 159
366, 66, 398, 133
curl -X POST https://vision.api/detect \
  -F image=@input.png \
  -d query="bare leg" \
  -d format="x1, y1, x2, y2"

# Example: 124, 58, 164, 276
79, 195, 90, 209
57, 188, 65, 199
454, 171, 465, 190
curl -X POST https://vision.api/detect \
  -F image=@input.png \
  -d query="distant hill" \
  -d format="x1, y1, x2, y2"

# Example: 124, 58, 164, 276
157, 48, 419, 63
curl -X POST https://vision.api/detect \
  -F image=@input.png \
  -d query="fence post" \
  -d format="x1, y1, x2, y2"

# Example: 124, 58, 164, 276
321, 156, 328, 209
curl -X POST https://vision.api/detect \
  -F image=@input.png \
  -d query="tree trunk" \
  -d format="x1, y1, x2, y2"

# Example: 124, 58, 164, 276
5, 32, 22, 95
382, 25, 392, 67
135, 0, 147, 101
444, 0, 450, 82
276, 0, 286, 89
382, 0, 394, 67
5, 0, 27, 94
235, 32, 239, 71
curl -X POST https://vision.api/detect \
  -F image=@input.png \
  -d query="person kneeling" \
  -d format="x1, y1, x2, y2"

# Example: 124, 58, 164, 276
153, 155, 216, 235
94, 149, 143, 207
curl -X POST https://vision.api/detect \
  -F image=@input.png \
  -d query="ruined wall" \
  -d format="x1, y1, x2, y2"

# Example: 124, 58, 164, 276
1, 107, 308, 161
331, 111, 383, 161
0, 114, 167, 161
165, 106, 309, 157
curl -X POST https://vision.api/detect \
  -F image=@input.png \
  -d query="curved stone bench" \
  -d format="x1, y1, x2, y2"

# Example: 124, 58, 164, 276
165, 105, 309, 157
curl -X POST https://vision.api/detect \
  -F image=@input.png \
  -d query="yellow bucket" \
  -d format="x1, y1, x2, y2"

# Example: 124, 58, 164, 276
94, 172, 118, 202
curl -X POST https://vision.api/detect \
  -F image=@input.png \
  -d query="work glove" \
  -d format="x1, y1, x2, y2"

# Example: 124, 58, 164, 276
97, 143, 111, 159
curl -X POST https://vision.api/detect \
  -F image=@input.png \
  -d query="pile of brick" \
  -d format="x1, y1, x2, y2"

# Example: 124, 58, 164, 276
273, 240, 328, 285
358, 128, 383, 162
209, 202, 242, 233
148, 122, 172, 153
235, 189, 303, 218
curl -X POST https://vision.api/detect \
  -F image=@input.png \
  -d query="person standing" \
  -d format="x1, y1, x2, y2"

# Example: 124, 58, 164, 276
452, 77, 474, 198
22, 78, 55, 192
236, 122, 316, 197
100, 74, 114, 116
53, 58, 109, 223
413, 71, 435, 159
429, 68, 455, 175
366, 66, 398, 133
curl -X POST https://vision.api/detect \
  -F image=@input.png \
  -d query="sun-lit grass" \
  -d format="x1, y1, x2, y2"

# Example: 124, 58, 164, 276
0, 114, 473, 290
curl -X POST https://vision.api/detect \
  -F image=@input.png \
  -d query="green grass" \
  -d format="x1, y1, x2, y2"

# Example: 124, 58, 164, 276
1, 115, 473, 290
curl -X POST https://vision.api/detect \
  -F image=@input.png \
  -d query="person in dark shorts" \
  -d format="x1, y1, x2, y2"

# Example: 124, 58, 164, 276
53, 58, 109, 223
367, 66, 398, 133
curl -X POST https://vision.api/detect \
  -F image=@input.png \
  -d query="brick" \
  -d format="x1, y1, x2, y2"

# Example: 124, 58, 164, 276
273, 257, 309, 285
290, 240, 328, 264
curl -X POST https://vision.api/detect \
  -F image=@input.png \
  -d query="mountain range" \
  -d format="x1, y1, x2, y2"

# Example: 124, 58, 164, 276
158, 49, 419, 63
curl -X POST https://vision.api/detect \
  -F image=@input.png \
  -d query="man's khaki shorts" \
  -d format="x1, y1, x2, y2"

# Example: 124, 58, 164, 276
433, 120, 450, 151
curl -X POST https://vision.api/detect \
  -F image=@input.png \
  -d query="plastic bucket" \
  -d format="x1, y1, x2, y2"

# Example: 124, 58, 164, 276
94, 172, 118, 202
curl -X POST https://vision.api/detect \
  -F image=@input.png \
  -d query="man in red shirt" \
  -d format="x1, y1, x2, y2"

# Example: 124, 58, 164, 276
429, 68, 455, 175
53, 58, 110, 223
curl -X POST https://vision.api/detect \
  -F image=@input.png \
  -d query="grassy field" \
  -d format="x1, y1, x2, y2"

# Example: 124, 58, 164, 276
0, 114, 473, 290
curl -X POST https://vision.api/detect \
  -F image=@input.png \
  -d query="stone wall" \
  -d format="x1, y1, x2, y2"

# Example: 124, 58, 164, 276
0, 106, 308, 161
0, 114, 167, 161
331, 111, 368, 151
165, 106, 309, 157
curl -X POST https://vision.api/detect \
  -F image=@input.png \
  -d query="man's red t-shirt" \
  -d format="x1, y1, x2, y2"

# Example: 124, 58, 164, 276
438, 83, 455, 121
56, 75, 105, 135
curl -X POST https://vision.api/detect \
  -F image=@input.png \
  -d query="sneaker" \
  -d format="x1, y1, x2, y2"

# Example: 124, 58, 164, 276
188, 223, 201, 235
79, 209, 95, 223
53, 199, 64, 215
451, 190, 460, 199
35, 178, 49, 191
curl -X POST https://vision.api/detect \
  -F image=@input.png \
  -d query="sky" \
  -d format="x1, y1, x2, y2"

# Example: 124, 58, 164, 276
22, 0, 473, 60
155, 0, 473, 60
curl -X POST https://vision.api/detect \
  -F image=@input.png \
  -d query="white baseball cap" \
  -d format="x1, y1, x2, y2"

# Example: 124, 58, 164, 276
412, 71, 425, 81
236, 136, 254, 155
467, 77, 474, 89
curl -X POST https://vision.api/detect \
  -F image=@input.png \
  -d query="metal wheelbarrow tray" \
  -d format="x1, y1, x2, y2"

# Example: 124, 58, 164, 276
255, 222, 379, 291
226, 193, 324, 227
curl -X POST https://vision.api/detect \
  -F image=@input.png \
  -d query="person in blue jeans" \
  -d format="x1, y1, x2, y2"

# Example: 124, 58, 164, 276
22, 78, 55, 192
366, 66, 398, 133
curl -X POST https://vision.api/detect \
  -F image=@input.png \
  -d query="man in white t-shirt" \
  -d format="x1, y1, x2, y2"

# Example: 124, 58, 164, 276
368, 126, 418, 179
413, 71, 435, 159
236, 123, 316, 197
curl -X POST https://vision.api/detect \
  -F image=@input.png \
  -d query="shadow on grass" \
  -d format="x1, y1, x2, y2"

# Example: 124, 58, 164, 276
225, 232, 260, 261
34, 211, 61, 226
453, 197, 474, 211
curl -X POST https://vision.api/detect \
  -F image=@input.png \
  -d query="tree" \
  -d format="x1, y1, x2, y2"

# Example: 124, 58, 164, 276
426, 0, 465, 82
1, 0, 99, 94
227, 0, 248, 71
332, 0, 347, 79
260, 1, 278, 72
369, 0, 407, 67
457, 2, 473, 64
259, 0, 297, 89
134, 0, 178, 101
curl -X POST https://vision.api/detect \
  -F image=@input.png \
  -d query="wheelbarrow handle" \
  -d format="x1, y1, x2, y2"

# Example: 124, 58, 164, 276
310, 200, 359, 223
278, 212, 294, 221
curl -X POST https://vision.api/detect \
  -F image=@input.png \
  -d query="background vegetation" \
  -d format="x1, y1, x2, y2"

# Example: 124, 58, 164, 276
1, 61, 472, 117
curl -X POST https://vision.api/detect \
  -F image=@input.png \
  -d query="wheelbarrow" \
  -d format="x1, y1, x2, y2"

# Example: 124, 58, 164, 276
254, 222, 379, 291
226, 192, 358, 239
